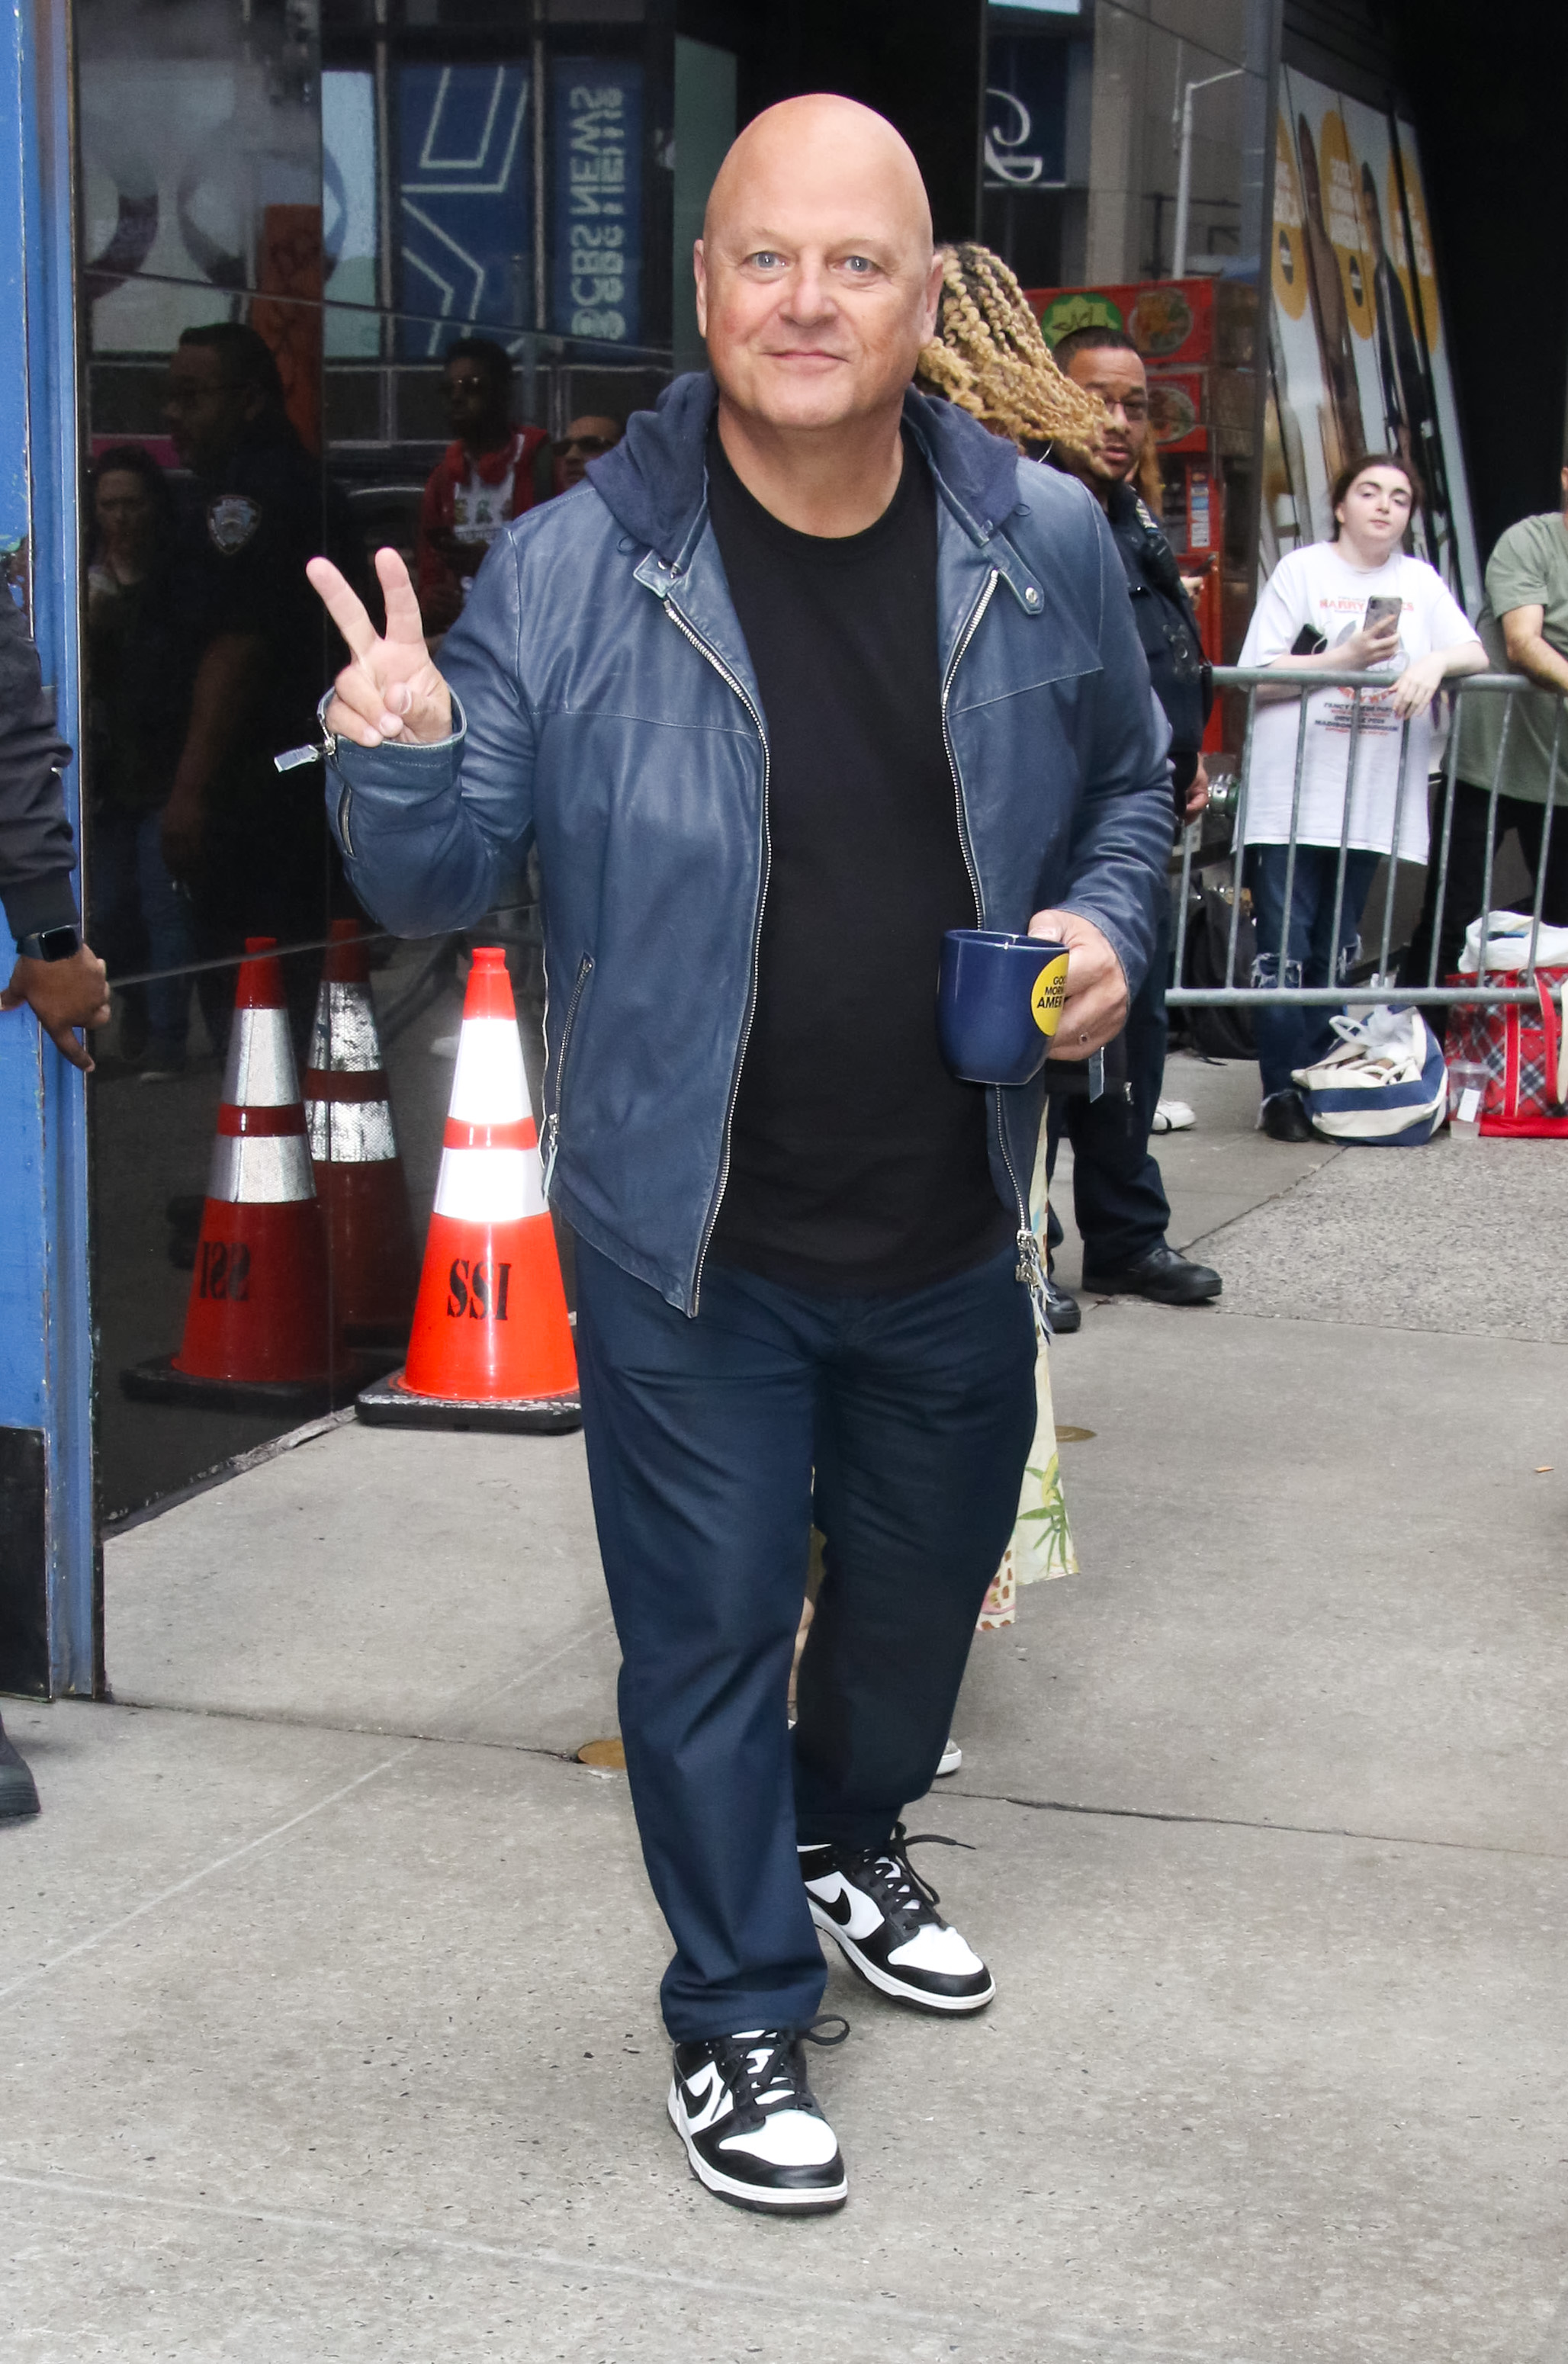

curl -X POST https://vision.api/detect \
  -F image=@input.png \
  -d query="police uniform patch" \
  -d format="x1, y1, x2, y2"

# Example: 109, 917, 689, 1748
207, 493, 261, 554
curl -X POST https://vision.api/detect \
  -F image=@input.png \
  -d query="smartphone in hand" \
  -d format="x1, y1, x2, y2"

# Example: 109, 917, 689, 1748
1363, 594, 1403, 636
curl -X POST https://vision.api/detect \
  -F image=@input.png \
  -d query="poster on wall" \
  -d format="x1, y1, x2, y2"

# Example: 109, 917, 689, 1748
1267, 69, 1480, 609
397, 64, 532, 358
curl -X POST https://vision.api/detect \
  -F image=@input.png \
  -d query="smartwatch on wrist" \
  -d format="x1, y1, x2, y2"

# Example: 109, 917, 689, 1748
15, 924, 81, 962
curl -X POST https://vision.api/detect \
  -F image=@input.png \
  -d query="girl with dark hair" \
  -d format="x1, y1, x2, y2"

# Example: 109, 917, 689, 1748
85, 443, 197, 1073
1238, 453, 1484, 1138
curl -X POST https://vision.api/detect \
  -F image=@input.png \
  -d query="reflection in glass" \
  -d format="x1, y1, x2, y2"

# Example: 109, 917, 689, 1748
397, 63, 534, 355
79, 0, 671, 1523
323, 68, 380, 360
85, 445, 197, 1074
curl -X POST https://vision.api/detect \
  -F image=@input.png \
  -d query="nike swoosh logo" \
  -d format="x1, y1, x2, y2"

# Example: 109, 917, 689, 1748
819, 1888, 854, 1927
678, 2067, 721, 2118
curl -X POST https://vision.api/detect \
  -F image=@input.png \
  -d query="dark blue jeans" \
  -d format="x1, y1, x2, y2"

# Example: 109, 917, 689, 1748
573, 1236, 1037, 2041
1246, 843, 1381, 1100
91, 805, 194, 1051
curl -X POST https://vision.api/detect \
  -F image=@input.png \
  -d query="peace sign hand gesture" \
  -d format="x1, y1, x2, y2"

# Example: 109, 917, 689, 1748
306, 546, 454, 748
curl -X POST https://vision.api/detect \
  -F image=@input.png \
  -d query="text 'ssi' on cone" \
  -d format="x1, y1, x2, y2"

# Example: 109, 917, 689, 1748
121, 938, 345, 1414
355, 947, 580, 1434
306, 920, 419, 1349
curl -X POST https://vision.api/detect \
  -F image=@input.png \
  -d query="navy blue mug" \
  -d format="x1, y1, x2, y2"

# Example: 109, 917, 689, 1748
937, 929, 1071, 1086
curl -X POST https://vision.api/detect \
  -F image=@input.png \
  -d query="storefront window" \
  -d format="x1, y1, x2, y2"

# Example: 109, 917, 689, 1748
76, 0, 674, 1521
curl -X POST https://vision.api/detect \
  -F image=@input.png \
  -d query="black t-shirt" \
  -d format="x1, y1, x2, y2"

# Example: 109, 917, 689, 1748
181, 428, 364, 753
705, 426, 1010, 1294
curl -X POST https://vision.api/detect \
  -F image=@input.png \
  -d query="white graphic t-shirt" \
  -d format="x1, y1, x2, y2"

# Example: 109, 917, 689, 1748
450, 458, 518, 547
1239, 543, 1477, 862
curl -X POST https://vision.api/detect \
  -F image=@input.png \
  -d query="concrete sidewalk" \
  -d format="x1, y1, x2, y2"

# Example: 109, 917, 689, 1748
4, 1054, 1566, 2363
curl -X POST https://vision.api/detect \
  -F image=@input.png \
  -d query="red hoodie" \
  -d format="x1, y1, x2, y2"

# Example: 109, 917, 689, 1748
416, 425, 551, 612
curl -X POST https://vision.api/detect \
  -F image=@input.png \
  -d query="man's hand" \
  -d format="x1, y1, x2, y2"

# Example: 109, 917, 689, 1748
306, 546, 454, 749
160, 786, 205, 878
1027, 907, 1128, 1060
1184, 756, 1210, 824
2, 943, 111, 1072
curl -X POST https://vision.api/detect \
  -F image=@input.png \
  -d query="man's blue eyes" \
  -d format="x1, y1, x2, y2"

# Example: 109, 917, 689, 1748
745, 254, 878, 274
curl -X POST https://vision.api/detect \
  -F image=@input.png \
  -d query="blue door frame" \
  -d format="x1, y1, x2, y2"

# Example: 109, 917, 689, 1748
1, 0, 96, 1697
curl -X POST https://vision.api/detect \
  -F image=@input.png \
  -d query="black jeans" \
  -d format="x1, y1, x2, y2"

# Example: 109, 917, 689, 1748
1399, 779, 1568, 1010
573, 1235, 1036, 2039
1046, 891, 1171, 1270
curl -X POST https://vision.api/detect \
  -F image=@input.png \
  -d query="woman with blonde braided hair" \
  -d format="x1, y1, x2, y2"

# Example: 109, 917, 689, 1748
914, 244, 1097, 1635
916, 242, 1107, 470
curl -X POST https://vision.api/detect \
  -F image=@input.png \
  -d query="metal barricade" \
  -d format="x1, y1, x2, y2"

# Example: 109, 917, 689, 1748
1167, 667, 1567, 1013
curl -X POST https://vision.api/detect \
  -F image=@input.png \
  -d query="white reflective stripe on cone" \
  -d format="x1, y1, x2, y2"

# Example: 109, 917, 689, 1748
207, 1132, 316, 1205
448, 1016, 529, 1125
307, 1099, 398, 1164
432, 1145, 545, 1224
308, 982, 382, 1073
223, 1007, 301, 1109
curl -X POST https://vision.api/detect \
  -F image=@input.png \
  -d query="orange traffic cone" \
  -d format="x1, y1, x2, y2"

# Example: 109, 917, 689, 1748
355, 946, 580, 1434
306, 920, 419, 1349
124, 938, 347, 1412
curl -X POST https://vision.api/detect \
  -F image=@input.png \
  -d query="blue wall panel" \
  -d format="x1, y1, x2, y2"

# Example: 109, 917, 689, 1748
0, 0, 96, 1694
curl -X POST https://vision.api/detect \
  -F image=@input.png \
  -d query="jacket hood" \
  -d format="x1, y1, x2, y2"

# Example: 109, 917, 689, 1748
585, 369, 1027, 561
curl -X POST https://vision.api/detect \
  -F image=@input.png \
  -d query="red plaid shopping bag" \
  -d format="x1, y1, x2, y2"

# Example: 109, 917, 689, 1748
1444, 968, 1568, 1136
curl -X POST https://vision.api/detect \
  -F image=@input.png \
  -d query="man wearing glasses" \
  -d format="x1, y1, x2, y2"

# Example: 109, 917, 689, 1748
416, 339, 551, 637
159, 322, 363, 1040
553, 414, 624, 493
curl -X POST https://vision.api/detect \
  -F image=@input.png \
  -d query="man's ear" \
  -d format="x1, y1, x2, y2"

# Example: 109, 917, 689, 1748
919, 252, 943, 344
693, 239, 708, 339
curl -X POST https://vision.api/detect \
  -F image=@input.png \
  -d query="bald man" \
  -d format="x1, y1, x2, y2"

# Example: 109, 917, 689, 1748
307, 95, 1170, 2215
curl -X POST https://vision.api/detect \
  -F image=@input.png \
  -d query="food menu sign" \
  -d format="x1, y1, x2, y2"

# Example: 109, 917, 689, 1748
1033, 279, 1214, 365
1268, 69, 1479, 607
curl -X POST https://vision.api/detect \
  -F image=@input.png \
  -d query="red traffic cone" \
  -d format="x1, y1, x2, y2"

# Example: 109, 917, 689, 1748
306, 920, 419, 1349
357, 947, 580, 1433
124, 939, 347, 1412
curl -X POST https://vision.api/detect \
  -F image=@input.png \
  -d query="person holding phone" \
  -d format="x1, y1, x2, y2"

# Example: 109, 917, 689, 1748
1238, 454, 1484, 1139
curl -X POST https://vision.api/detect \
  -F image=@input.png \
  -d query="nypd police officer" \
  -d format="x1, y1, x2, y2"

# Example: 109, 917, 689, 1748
160, 324, 361, 1040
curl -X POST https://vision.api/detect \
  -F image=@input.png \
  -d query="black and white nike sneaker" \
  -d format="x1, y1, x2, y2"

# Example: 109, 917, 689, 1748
799, 1823, 995, 2014
667, 2019, 850, 2214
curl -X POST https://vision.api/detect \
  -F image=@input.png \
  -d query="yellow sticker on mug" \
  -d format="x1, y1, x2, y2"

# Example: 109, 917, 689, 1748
1030, 952, 1069, 1036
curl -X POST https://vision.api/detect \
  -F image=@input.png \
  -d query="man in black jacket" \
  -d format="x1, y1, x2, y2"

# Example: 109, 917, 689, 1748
0, 594, 107, 1820
1045, 326, 1221, 1324
1, 598, 108, 1071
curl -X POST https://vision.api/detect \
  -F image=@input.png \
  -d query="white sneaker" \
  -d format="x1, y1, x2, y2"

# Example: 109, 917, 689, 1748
1152, 1098, 1195, 1132
798, 1823, 994, 2013
668, 2022, 849, 2213
936, 1736, 962, 1777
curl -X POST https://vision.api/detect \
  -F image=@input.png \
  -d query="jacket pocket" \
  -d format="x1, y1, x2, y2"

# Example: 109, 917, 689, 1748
542, 953, 593, 1185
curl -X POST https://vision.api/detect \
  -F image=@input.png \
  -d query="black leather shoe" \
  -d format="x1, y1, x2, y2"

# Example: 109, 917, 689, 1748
1081, 1241, 1221, 1306
1259, 1088, 1316, 1142
0, 1715, 40, 1821
1043, 1273, 1081, 1334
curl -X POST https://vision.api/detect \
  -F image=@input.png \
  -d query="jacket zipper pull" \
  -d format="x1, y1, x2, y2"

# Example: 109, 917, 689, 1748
275, 721, 339, 775
1015, 1225, 1052, 1336
541, 1112, 559, 1193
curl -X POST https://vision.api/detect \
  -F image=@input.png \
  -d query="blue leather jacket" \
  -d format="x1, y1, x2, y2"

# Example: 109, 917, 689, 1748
326, 374, 1172, 1313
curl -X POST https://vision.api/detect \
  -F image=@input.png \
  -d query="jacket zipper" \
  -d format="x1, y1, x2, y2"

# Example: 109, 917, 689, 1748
541, 953, 593, 1193
660, 598, 771, 1315
939, 567, 1042, 1309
